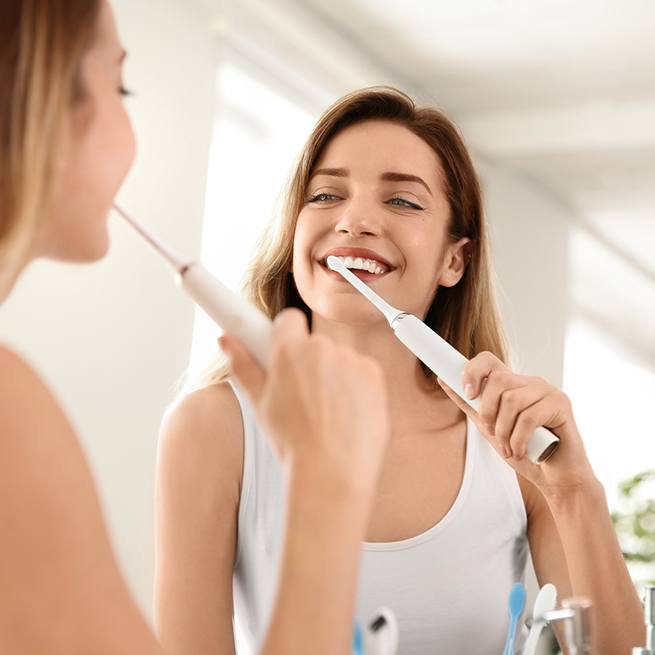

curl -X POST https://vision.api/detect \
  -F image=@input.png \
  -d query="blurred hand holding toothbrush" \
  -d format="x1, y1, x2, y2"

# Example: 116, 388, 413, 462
218, 309, 390, 493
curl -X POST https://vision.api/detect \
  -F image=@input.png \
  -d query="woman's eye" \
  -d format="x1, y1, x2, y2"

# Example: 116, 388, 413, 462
308, 192, 339, 203
119, 86, 134, 97
388, 197, 424, 210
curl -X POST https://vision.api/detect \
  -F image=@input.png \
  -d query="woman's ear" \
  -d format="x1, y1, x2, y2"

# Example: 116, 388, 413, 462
438, 237, 471, 287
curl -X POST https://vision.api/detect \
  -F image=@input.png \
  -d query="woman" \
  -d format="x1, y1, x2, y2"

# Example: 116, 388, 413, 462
0, 1, 390, 653
156, 88, 645, 653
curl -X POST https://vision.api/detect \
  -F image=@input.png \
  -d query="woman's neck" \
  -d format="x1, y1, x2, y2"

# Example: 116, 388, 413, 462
311, 312, 460, 435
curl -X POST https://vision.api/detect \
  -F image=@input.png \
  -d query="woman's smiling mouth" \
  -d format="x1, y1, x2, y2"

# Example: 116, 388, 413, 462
317, 254, 396, 283
316, 247, 397, 284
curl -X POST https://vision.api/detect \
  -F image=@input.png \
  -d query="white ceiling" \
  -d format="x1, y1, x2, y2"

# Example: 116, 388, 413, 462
305, 0, 655, 113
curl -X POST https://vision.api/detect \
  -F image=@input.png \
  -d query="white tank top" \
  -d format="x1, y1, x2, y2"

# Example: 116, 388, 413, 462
228, 380, 529, 654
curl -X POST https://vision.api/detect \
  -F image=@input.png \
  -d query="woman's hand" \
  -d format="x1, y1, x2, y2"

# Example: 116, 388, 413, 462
437, 351, 598, 498
218, 308, 391, 499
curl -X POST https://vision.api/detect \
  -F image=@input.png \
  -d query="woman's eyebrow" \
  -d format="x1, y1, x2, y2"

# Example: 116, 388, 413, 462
310, 168, 432, 197
380, 172, 432, 196
311, 167, 349, 178
118, 49, 127, 64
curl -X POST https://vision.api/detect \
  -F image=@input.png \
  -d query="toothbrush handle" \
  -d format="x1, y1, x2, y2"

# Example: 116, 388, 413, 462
521, 623, 544, 655
392, 313, 559, 463
504, 635, 515, 655
179, 262, 274, 369
502, 618, 518, 655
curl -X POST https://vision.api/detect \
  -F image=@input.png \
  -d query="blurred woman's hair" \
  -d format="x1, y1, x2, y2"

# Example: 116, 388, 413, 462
193, 86, 509, 391
0, 0, 100, 295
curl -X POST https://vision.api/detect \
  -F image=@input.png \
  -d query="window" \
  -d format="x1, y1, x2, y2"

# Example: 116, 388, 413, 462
187, 58, 317, 384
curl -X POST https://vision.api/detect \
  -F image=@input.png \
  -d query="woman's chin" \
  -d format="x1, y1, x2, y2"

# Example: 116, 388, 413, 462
312, 300, 388, 328
86, 234, 111, 262
47, 231, 111, 264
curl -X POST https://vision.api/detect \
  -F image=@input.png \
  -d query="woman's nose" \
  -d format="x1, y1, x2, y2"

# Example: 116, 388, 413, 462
334, 199, 382, 237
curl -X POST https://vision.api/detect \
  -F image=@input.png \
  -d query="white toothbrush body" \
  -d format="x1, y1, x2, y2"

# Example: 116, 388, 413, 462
178, 262, 273, 368
327, 256, 559, 464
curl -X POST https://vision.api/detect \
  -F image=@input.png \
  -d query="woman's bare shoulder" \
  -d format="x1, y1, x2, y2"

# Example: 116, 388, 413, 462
0, 344, 161, 652
161, 381, 244, 450
157, 380, 245, 497
0, 344, 76, 449
0, 342, 46, 391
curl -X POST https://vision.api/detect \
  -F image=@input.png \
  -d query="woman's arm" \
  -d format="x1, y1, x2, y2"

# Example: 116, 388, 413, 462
524, 474, 644, 653
439, 351, 644, 654
259, 461, 375, 654
154, 384, 243, 655
0, 346, 161, 655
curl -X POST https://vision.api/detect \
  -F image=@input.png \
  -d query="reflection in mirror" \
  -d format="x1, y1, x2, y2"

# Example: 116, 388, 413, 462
1, 1, 652, 655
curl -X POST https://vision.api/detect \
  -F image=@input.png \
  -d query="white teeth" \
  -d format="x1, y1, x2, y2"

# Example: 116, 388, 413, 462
327, 255, 388, 274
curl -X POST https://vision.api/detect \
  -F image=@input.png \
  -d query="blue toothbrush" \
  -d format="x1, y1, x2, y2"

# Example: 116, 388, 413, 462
503, 582, 526, 655
352, 623, 364, 655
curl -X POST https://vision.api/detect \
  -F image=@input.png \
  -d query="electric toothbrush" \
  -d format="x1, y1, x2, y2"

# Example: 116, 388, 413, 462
113, 204, 273, 368
326, 255, 560, 464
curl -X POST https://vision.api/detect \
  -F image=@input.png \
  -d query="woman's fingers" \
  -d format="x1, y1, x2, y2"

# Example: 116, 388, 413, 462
509, 392, 567, 460
272, 307, 310, 345
476, 369, 526, 435
219, 308, 309, 405
437, 378, 478, 423
439, 377, 513, 458
460, 351, 507, 400
493, 382, 551, 456
218, 334, 266, 405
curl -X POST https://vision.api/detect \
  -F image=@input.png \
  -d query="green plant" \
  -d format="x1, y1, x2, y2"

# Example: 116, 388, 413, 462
611, 469, 655, 583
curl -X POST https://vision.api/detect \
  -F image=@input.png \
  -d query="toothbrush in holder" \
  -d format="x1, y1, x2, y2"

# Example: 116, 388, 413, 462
326, 256, 559, 464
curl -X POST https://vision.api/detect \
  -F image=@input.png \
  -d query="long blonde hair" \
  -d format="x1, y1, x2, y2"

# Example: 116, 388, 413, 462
0, 0, 100, 297
196, 87, 509, 389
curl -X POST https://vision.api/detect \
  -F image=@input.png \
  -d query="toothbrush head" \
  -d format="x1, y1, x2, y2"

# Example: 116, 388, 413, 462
508, 582, 527, 618
326, 255, 341, 272
326, 255, 403, 326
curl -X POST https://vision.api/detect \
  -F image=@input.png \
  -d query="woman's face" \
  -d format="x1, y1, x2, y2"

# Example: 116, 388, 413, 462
36, 0, 135, 262
292, 119, 469, 326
